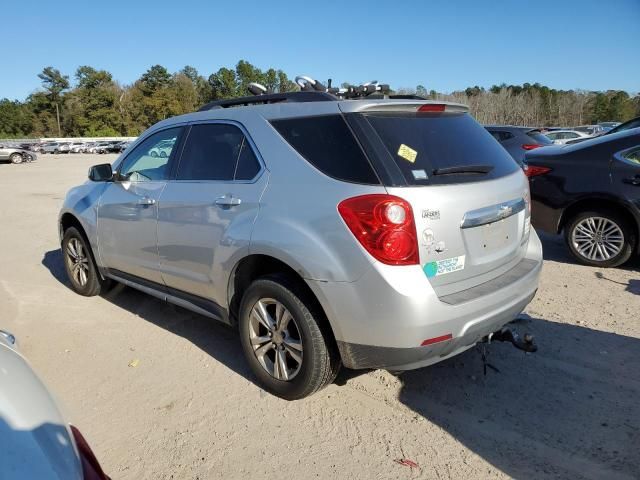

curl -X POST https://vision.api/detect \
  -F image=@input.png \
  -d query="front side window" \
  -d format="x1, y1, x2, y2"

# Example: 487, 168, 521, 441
177, 123, 260, 181
118, 128, 181, 182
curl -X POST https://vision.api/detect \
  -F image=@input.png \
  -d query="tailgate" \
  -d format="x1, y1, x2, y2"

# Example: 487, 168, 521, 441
388, 171, 531, 296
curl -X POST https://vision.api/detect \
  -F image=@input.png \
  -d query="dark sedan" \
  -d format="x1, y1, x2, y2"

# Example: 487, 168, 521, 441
485, 125, 554, 165
525, 128, 640, 267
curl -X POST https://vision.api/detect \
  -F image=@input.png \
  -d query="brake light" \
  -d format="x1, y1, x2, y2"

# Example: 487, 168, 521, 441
338, 194, 419, 265
420, 334, 453, 346
418, 104, 446, 112
70, 425, 110, 480
521, 144, 542, 150
524, 165, 551, 178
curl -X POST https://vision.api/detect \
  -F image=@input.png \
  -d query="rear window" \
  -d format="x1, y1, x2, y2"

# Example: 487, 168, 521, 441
526, 130, 553, 145
271, 115, 380, 184
362, 113, 519, 185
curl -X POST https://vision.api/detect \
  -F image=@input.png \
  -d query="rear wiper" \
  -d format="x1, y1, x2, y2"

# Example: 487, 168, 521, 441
432, 164, 494, 176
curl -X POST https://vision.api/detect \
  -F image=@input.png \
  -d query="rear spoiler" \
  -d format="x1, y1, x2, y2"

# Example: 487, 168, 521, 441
340, 101, 469, 114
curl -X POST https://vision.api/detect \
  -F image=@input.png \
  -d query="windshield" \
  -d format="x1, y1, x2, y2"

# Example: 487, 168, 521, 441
358, 112, 519, 185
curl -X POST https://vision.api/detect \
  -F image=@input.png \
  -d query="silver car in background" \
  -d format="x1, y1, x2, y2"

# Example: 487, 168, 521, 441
0, 144, 37, 164
59, 93, 542, 399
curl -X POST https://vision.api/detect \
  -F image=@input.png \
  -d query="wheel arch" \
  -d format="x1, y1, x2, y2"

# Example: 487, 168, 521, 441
227, 254, 341, 352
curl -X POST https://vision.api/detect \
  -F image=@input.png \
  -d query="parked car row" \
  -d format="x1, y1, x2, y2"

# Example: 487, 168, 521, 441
34, 140, 132, 154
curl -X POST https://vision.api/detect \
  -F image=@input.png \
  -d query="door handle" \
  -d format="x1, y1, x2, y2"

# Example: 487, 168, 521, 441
137, 196, 156, 205
623, 176, 640, 186
215, 195, 242, 206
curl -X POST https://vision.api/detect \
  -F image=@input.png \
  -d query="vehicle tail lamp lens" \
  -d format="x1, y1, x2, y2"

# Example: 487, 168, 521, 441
421, 334, 453, 346
338, 194, 419, 265
418, 104, 446, 112
524, 165, 551, 178
522, 144, 542, 150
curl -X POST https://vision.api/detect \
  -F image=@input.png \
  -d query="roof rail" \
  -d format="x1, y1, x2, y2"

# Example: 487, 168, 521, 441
198, 91, 337, 111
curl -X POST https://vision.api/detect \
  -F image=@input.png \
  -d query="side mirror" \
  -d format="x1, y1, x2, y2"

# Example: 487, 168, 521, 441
88, 163, 113, 182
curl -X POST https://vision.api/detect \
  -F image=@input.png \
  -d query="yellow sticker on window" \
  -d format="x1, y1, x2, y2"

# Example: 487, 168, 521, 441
397, 144, 418, 163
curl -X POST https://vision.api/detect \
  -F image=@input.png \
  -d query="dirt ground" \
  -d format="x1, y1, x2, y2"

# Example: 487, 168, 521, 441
1, 154, 638, 480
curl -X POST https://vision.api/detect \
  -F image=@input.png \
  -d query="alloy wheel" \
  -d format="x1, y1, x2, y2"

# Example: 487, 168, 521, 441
66, 238, 90, 286
248, 298, 303, 381
571, 216, 624, 262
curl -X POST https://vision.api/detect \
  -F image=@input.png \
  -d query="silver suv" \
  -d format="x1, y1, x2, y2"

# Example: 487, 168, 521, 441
59, 89, 542, 399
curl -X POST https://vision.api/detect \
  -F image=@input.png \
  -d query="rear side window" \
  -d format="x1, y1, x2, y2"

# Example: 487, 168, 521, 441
488, 130, 514, 142
363, 113, 519, 185
271, 115, 380, 184
526, 130, 553, 145
177, 123, 260, 181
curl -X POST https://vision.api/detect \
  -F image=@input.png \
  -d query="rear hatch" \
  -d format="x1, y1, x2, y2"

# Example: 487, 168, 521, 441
343, 104, 531, 296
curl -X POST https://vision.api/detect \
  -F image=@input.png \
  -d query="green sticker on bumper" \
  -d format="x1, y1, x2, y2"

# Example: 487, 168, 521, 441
423, 255, 466, 278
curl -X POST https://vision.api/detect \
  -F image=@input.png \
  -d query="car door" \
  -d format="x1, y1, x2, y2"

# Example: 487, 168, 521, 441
0, 144, 9, 160
611, 145, 640, 204
97, 126, 184, 284
156, 122, 266, 306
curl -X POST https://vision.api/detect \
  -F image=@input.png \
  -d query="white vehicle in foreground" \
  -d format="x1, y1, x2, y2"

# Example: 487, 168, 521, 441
0, 330, 109, 479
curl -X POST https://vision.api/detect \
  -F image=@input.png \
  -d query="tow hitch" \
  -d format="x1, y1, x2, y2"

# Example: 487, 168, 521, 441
478, 324, 537, 375
488, 327, 537, 353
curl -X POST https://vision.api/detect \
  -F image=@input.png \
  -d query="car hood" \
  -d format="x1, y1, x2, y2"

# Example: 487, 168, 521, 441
0, 343, 82, 479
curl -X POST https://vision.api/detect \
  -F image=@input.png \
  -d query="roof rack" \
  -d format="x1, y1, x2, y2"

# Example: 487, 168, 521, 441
198, 91, 336, 111
197, 76, 398, 111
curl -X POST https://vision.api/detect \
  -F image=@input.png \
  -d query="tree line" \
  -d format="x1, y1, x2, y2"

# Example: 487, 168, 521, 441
0, 61, 638, 138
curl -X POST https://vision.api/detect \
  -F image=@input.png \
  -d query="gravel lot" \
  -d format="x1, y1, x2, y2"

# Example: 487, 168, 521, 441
1, 154, 639, 479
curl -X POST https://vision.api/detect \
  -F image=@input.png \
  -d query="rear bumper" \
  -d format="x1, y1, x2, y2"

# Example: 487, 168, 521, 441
309, 230, 543, 370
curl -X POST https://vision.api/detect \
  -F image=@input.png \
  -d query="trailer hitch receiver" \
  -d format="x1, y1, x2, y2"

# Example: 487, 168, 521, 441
487, 327, 537, 353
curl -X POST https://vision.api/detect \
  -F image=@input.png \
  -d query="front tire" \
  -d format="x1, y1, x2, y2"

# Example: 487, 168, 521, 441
10, 153, 23, 164
238, 275, 340, 400
565, 209, 636, 267
62, 227, 110, 296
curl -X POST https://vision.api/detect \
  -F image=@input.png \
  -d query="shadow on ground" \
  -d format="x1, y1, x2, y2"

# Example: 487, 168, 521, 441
397, 316, 640, 479
41, 248, 640, 478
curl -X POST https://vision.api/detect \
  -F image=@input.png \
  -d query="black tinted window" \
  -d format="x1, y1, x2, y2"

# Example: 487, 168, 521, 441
364, 113, 519, 185
526, 130, 553, 145
178, 124, 246, 181
234, 138, 261, 180
271, 115, 379, 184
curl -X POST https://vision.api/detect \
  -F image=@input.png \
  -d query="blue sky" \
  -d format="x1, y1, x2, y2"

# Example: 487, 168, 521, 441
2, 0, 638, 100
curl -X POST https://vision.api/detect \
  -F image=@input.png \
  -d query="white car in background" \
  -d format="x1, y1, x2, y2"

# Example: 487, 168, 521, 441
545, 130, 592, 145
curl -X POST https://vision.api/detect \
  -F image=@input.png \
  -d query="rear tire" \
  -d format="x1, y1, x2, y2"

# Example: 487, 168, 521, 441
62, 227, 111, 296
564, 209, 636, 267
10, 153, 23, 164
238, 274, 340, 400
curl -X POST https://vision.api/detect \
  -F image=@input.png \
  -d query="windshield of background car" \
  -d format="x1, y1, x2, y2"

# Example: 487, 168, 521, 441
360, 112, 519, 185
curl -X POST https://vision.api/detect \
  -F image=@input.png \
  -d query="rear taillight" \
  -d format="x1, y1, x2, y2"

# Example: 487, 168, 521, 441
522, 144, 542, 151
524, 165, 551, 178
70, 425, 110, 480
418, 104, 446, 112
338, 194, 419, 265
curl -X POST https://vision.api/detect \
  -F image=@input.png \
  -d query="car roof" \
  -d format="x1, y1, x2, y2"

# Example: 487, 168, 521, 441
149, 98, 468, 132
564, 126, 640, 151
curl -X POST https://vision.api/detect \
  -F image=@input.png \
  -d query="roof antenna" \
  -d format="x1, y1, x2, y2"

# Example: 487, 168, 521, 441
248, 82, 268, 96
